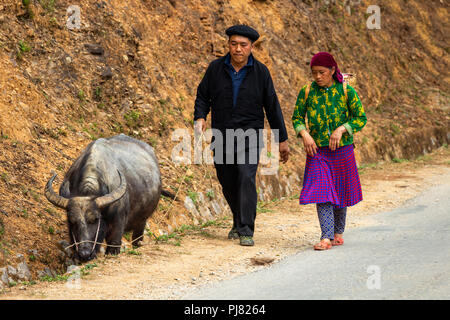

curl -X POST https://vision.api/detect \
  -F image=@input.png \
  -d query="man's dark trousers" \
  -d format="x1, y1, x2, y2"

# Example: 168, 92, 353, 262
213, 135, 262, 237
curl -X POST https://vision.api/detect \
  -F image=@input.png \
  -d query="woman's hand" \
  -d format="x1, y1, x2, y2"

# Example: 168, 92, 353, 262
329, 126, 346, 151
300, 130, 318, 157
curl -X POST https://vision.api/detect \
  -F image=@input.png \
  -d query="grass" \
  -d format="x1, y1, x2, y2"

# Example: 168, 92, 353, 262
40, 0, 56, 13
206, 190, 215, 200
257, 200, 275, 213
146, 217, 230, 246
124, 110, 140, 128
18, 40, 31, 53
358, 162, 379, 171
22, 0, 34, 19
126, 249, 142, 255
187, 190, 198, 205
39, 263, 98, 283
16, 40, 32, 60
0, 219, 4, 238
392, 158, 408, 163
390, 123, 401, 136
77, 89, 85, 102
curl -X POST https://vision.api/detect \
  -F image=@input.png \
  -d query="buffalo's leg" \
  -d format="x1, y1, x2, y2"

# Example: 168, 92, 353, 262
131, 222, 146, 248
105, 218, 124, 255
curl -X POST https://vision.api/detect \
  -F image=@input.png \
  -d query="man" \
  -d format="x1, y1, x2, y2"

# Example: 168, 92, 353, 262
194, 25, 289, 246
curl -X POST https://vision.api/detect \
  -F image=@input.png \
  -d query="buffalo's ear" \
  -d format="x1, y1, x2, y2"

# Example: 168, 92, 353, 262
60, 180, 71, 198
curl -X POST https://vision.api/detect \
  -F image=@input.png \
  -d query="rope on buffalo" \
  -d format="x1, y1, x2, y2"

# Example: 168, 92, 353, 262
64, 233, 150, 251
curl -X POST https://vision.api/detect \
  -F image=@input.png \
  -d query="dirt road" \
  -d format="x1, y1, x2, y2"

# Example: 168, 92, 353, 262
185, 177, 450, 299
1, 146, 449, 300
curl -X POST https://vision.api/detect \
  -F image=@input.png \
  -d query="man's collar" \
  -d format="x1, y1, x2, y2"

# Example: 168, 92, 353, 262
224, 53, 254, 68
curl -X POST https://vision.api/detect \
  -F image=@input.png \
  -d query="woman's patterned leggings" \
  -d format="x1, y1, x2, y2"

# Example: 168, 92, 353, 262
316, 202, 347, 240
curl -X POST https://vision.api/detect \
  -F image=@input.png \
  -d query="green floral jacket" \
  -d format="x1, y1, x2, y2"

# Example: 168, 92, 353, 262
292, 81, 367, 147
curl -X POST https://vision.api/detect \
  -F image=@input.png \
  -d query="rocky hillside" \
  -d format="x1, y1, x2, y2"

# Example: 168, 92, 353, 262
0, 0, 448, 281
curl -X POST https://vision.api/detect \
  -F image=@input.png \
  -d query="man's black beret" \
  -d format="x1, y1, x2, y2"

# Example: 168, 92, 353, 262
225, 25, 260, 42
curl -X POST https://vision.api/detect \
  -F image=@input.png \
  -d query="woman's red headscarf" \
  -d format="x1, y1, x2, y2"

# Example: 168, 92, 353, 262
310, 52, 343, 83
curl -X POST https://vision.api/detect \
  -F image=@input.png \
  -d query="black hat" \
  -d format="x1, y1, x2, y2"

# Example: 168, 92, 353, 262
225, 25, 260, 42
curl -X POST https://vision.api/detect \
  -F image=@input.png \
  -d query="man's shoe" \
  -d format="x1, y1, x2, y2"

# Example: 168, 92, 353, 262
228, 228, 239, 240
239, 236, 254, 246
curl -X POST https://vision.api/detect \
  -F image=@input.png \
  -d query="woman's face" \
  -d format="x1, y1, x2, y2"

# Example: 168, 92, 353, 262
311, 65, 335, 87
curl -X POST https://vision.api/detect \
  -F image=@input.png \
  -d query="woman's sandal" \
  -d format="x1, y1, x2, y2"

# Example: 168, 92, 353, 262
331, 237, 344, 246
314, 240, 332, 250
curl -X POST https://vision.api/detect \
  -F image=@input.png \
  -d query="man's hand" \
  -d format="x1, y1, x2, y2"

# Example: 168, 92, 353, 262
194, 118, 206, 133
300, 130, 318, 157
279, 140, 290, 163
329, 125, 346, 151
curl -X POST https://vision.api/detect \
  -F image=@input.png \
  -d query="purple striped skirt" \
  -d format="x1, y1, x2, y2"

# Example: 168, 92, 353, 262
299, 144, 362, 208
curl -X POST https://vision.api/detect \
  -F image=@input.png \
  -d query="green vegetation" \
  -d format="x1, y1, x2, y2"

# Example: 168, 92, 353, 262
125, 249, 142, 256
0, 218, 4, 238
40, 0, 56, 13
40, 263, 98, 283
18, 40, 31, 53
257, 201, 274, 213
146, 217, 229, 246
187, 190, 198, 205
22, 0, 34, 19
124, 110, 140, 128
77, 89, 86, 102
47, 226, 55, 234
392, 158, 408, 163
17, 40, 32, 60
390, 123, 401, 136
206, 190, 215, 200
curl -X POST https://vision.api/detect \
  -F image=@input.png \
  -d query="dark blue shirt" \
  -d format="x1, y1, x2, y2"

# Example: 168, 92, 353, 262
224, 54, 254, 108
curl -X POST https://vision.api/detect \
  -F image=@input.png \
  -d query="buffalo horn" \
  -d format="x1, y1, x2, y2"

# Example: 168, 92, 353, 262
44, 173, 70, 209
94, 171, 127, 209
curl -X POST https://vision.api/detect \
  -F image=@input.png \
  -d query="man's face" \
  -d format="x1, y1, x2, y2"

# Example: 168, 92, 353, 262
228, 35, 253, 65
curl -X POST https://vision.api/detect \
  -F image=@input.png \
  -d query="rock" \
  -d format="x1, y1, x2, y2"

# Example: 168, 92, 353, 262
184, 196, 199, 215
0, 267, 9, 285
6, 265, 17, 278
84, 44, 104, 55
199, 206, 213, 220
210, 200, 222, 215
101, 66, 113, 79
66, 265, 80, 274
16, 254, 25, 262
16, 262, 32, 281
28, 249, 39, 259
37, 268, 56, 279
58, 240, 74, 257
250, 257, 275, 266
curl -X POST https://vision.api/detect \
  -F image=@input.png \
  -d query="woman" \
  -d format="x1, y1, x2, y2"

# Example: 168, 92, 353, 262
292, 52, 367, 250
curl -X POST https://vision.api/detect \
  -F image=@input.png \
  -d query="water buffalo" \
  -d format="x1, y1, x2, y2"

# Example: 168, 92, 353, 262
44, 134, 173, 261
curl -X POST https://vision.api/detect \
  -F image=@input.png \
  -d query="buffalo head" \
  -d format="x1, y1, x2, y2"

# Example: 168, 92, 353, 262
44, 172, 126, 261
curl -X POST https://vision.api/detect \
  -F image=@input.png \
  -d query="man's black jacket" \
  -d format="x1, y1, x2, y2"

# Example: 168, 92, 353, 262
194, 53, 288, 142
